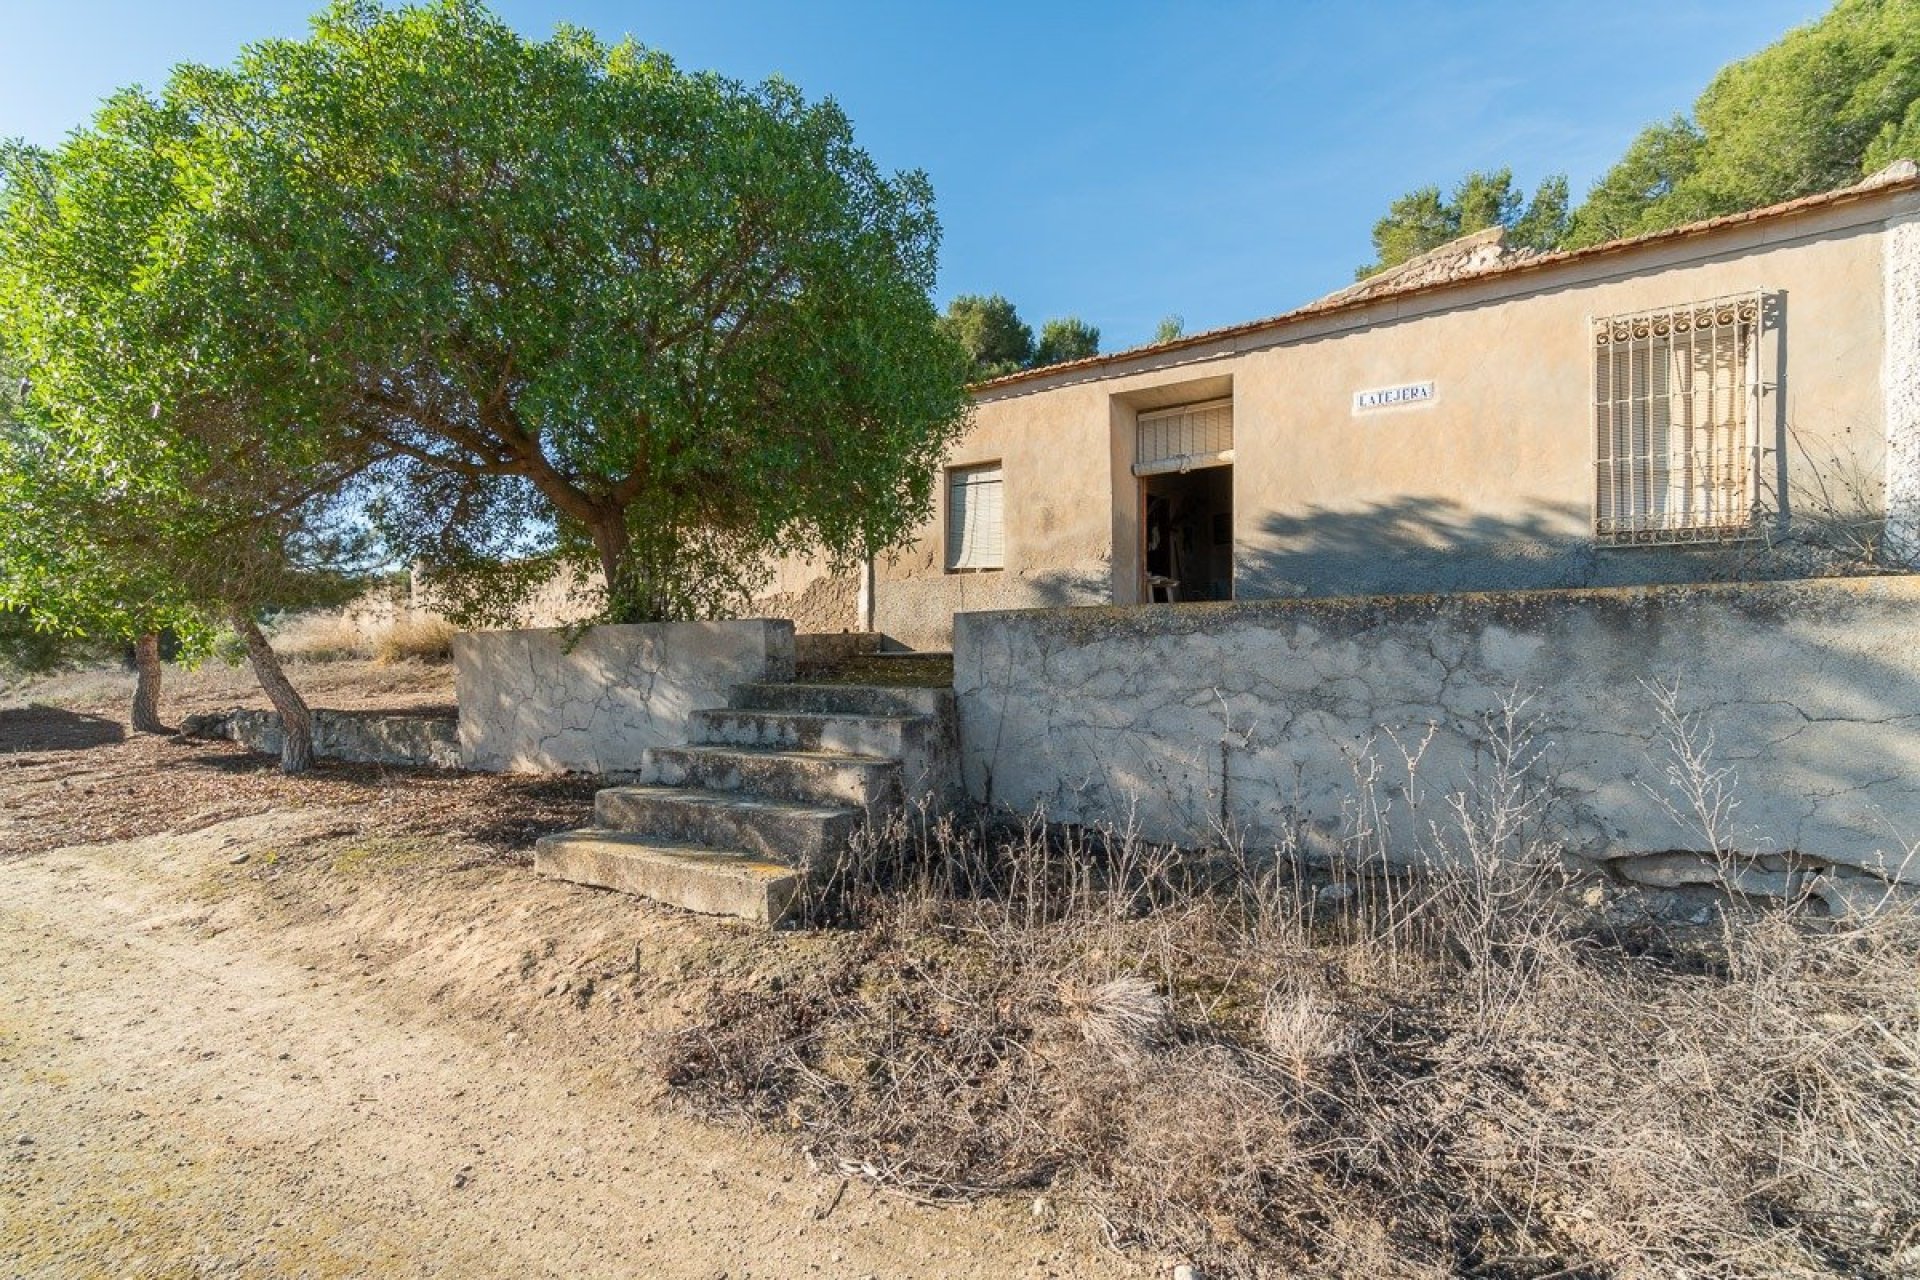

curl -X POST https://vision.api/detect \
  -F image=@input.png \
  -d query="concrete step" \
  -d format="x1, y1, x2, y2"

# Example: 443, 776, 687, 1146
533, 830, 803, 924
728, 682, 952, 719
688, 707, 924, 759
594, 785, 862, 865
642, 745, 901, 814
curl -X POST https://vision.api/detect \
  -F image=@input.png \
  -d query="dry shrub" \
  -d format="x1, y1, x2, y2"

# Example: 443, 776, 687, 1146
268, 609, 456, 664
268, 611, 367, 662
370, 615, 457, 663
1062, 975, 1173, 1058
1259, 982, 1353, 1077
656, 707, 1920, 1280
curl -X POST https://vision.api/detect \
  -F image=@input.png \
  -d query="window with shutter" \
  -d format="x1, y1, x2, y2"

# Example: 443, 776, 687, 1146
946, 463, 1004, 571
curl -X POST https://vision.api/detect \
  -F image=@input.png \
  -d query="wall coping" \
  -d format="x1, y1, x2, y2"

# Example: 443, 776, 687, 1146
954, 573, 1920, 638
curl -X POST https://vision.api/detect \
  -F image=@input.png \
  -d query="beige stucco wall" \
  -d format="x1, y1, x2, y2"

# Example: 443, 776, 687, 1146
750, 551, 860, 634
876, 187, 1918, 650
1886, 209, 1920, 563
409, 551, 856, 635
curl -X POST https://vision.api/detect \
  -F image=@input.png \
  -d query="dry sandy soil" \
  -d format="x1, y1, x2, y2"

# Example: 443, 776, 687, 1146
0, 663, 1141, 1279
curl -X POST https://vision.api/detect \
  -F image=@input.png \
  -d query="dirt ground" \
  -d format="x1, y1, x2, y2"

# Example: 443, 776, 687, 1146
0, 664, 1142, 1279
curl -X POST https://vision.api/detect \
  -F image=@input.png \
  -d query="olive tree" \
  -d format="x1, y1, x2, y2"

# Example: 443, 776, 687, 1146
153, 1, 972, 624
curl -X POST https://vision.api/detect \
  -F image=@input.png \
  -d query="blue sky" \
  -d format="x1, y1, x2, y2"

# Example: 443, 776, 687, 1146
1, 0, 1828, 349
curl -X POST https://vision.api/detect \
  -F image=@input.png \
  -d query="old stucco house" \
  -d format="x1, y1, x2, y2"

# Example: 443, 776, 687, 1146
418, 166, 1920, 922
774, 163, 1918, 652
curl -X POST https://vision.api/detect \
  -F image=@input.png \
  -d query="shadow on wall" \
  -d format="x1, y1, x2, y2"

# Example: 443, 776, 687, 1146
1022, 565, 1111, 609
1236, 496, 1893, 600
877, 562, 1111, 652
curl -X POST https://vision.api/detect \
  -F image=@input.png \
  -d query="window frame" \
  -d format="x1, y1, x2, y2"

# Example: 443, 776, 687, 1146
944, 460, 1006, 574
1589, 292, 1766, 547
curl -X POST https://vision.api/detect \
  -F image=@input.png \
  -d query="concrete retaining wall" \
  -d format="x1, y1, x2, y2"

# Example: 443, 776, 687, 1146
190, 709, 461, 770
953, 577, 1920, 891
453, 620, 795, 774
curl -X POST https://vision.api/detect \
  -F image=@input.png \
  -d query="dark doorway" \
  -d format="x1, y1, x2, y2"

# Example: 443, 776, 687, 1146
1141, 465, 1232, 603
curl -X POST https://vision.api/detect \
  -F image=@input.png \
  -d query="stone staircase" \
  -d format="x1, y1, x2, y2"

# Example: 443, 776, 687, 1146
533, 672, 957, 925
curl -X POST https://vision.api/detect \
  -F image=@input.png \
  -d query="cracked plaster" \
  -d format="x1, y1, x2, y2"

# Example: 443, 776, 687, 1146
954, 579, 1920, 884
454, 620, 795, 774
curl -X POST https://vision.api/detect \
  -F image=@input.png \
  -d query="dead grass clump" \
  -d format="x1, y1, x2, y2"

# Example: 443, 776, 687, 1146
269, 609, 456, 665
656, 705, 1920, 1279
370, 615, 458, 664
269, 611, 367, 663
1062, 975, 1174, 1059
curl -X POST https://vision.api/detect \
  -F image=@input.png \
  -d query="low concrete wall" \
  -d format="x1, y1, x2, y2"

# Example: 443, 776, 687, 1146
954, 577, 1920, 892
454, 620, 795, 774
187, 709, 461, 770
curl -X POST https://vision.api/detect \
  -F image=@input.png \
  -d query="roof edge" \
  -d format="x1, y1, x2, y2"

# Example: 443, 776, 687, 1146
973, 170, 1920, 397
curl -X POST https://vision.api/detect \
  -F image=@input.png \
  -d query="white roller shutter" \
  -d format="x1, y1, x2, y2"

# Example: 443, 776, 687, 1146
946, 463, 1004, 570
1135, 398, 1234, 475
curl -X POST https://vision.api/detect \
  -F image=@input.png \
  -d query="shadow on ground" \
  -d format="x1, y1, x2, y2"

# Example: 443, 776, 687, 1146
0, 706, 127, 754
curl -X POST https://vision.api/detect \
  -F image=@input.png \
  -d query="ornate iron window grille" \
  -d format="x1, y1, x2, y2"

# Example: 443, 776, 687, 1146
1591, 293, 1766, 545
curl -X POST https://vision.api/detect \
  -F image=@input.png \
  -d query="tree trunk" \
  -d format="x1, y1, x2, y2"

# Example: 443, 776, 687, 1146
234, 611, 314, 774
130, 632, 166, 734
590, 516, 636, 620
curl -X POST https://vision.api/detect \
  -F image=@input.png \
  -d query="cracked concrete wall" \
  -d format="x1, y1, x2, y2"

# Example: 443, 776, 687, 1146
454, 620, 795, 774
1887, 212, 1920, 566
954, 578, 1920, 886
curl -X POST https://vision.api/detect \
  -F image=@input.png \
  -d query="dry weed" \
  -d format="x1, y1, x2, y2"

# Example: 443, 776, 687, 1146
269, 611, 368, 662
269, 608, 456, 665
658, 703, 1920, 1279
370, 615, 458, 663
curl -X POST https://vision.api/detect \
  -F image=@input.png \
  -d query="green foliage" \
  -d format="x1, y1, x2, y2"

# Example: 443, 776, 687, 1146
1153, 315, 1185, 344
1450, 169, 1522, 234
1353, 2, 1920, 267
1565, 118, 1711, 246
1360, 187, 1451, 277
77, 0, 971, 626
1568, 0, 1920, 246
1864, 96, 1920, 171
0, 608, 90, 677
1355, 168, 1569, 277
210, 627, 252, 669
942, 294, 1035, 380
1032, 316, 1100, 367
943, 297, 1107, 374
0, 323, 196, 652
0, 111, 371, 654
1508, 174, 1571, 250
